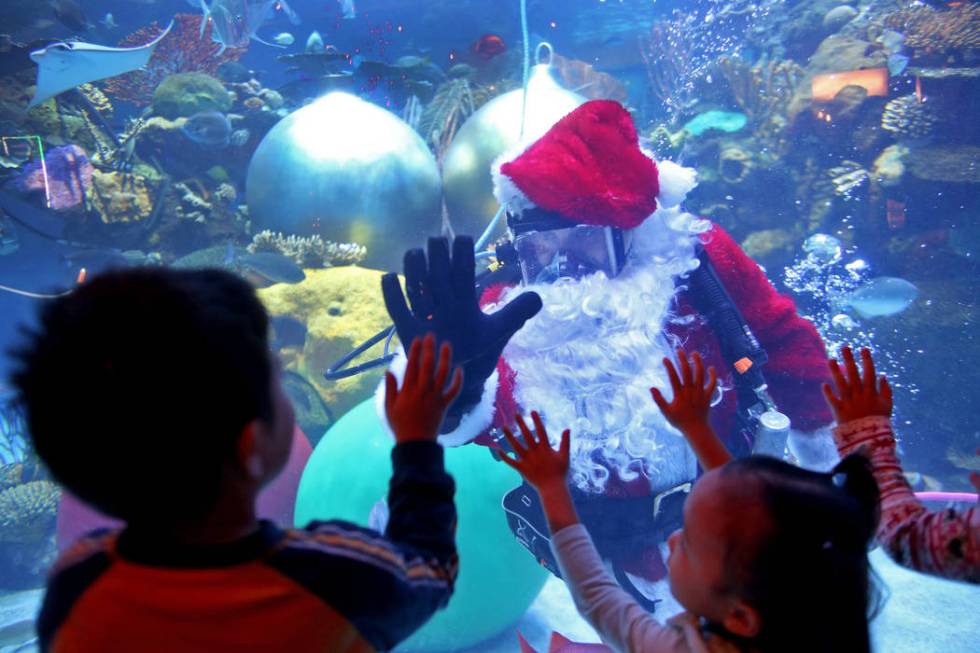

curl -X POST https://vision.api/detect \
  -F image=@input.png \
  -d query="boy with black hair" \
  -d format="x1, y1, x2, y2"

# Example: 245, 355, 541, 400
10, 267, 461, 653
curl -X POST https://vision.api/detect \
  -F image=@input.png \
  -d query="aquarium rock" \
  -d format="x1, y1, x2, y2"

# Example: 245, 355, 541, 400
151, 72, 233, 120
906, 144, 980, 184
823, 6, 858, 33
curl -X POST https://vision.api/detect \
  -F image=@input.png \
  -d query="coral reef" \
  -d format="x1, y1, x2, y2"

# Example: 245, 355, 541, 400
827, 160, 869, 197
248, 230, 367, 268
883, 4, 980, 55
872, 144, 909, 188
716, 56, 802, 153
151, 73, 233, 120
15, 144, 93, 212
0, 480, 60, 544
417, 79, 480, 159
741, 228, 796, 262
718, 146, 753, 184
258, 267, 393, 418
906, 145, 980, 184
881, 95, 940, 138
102, 14, 245, 107
86, 170, 158, 224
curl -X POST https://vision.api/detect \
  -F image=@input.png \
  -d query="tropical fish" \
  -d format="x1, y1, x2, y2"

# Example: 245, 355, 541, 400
338, 0, 356, 19
472, 33, 506, 60
27, 21, 174, 108
305, 30, 324, 54
272, 32, 295, 46
192, 0, 300, 55
844, 276, 918, 318
100, 13, 119, 30
229, 128, 251, 146
181, 110, 232, 146
172, 243, 305, 287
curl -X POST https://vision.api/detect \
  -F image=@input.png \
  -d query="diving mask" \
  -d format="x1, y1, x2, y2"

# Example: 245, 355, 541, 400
514, 224, 632, 285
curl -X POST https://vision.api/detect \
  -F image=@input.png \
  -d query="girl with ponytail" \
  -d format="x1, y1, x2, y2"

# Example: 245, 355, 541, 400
824, 346, 979, 584
499, 350, 881, 653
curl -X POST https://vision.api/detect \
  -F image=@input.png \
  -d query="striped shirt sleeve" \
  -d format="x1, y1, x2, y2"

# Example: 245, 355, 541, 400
833, 416, 979, 584
269, 441, 458, 650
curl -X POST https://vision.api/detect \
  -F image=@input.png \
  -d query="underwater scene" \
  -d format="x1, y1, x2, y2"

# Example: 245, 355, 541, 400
0, 0, 978, 650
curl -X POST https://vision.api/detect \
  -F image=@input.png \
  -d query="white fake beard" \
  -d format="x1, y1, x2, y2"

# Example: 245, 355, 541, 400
496, 208, 709, 494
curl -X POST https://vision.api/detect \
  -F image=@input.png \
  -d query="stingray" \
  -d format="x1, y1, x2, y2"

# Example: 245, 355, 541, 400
27, 20, 174, 109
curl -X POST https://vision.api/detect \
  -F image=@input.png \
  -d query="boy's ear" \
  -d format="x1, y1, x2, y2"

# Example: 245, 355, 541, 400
235, 422, 263, 479
723, 600, 761, 639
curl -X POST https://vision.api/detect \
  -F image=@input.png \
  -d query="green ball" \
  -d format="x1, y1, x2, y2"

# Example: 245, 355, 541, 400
295, 399, 548, 652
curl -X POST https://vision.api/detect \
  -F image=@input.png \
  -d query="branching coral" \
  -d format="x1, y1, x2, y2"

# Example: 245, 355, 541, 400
640, 19, 698, 114
418, 79, 480, 162
883, 4, 980, 54
248, 230, 367, 268
882, 95, 939, 138
102, 14, 245, 107
0, 480, 60, 543
717, 56, 803, 127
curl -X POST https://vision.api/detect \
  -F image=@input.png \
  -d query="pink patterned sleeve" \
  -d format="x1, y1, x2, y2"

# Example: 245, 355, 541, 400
833, 416, 979, 584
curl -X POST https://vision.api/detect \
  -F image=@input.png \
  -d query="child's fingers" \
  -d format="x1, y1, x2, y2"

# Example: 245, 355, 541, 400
497, 450, 522, 472
663, 357, 682, 395
502, 427, 526, 458
384, 371, 398, 414
650, 387, 669, 413
559, 429, 571, 465
677, 348, 692, 386
442, 367, 463, 403
879, 376, 892, 406
692, 352, 704, 389
828, 359, 849, 397
821, 382, 842, 412
434, 341, 452, 391
969, 471, 980, 495
530, 411, 548, 448
515, 414, 536, 447
860, 348, 876, 391
705, 366, 718, 400
419, 333, 436, 388
404, 337, 422, 389
841, 346, 861, 389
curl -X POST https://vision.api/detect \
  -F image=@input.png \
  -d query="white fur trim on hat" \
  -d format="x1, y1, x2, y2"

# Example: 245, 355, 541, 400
491, 142, 540, 217
654, 159, 698, 209
374, 347, 499, 447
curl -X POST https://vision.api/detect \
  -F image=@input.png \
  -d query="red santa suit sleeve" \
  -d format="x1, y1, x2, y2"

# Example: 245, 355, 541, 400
685, 224, 837, 468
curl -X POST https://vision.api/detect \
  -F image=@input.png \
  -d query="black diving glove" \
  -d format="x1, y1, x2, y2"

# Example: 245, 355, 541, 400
381, 236, 542, 433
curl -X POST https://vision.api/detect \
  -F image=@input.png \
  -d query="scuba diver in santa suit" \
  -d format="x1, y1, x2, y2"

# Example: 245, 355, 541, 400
376, 100, 836, 608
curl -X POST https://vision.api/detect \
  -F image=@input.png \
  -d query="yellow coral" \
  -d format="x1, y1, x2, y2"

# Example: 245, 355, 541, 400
259, 266, 396, 418
0, 480, 61, 543
87, 170, 157, 224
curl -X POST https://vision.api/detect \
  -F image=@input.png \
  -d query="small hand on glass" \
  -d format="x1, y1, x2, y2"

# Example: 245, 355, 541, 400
384, 334, 463, 444
822, 346, 893, 424
497, 411, 571, 493
650, 349, 718, 433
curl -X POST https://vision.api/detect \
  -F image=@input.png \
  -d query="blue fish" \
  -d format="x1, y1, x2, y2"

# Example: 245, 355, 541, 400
188, 0, 300, 55
845, 276, 918, 319
181, 110, 232, 146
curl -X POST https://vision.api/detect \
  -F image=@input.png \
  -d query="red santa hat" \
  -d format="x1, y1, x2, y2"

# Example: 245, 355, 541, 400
492, 100, 696, 230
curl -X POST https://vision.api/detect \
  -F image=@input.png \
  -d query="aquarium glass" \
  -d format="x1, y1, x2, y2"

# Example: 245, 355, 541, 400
0, 1, 977, 651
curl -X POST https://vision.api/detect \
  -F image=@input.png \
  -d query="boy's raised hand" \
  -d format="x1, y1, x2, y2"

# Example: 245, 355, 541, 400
822, 346, 893, 424
385, 334, 463, 444
651, 349, 718, 433
498, 412, 571, 493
